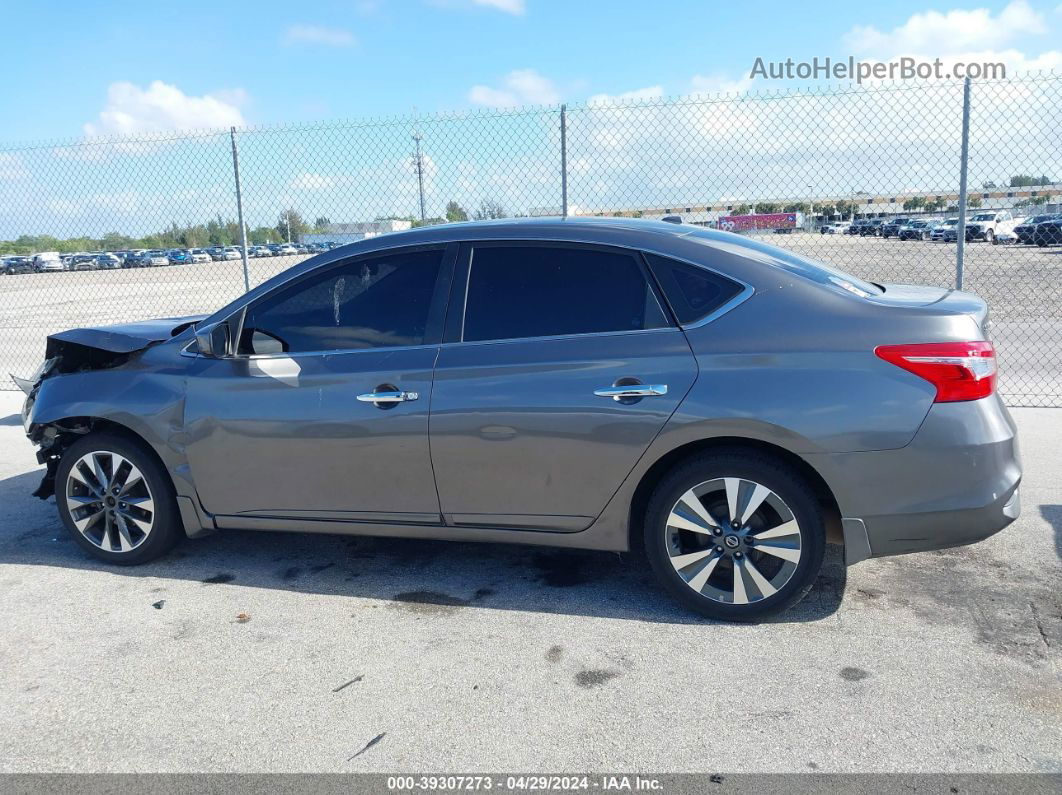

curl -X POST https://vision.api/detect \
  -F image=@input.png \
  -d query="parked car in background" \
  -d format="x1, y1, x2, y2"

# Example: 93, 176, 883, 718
965, 210, 1019, 244
221, 246, 242, 260
33, 253, 64, 272
276, 243, 298, 255
66, 254, 98, 272
188, 248, 212, 263
207, 247, 227, 261
95, 253, 122, 270
881, 218, 912, 238
169, 249, 193, 265
899, 220, 941, 241
820, 222, 850, 235
16, 218, 1020, 622
121, 250, 147, 267
931, 219, 958, 241
860, 219, 885, 237
1032, 218, 1062, 247
1014, 214, 1061, 245
3, 255, 34, 275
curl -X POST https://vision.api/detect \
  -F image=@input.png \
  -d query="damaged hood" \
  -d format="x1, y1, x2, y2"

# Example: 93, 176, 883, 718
46, 315, 207, 355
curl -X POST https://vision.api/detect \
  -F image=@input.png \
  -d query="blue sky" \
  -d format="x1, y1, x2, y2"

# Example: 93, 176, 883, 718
4, 0, 1061, 142
1, 1, 1060, 238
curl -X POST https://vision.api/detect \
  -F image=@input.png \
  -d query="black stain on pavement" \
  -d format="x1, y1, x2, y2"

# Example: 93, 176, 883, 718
333, 675, 364, 692
151, 600, 165, 609
546, 645, 563, 663
574, 669, 620, 688
391, 590, 468, 615
281, 566, 303, 582
839, 666, 871, 681
202, 573, 235, 584
348, 732, 386, 761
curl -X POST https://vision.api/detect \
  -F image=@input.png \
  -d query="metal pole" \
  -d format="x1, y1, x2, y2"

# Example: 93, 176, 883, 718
229, 126, 250, 293
413, 132, 426, 222
560, 104, 568, 218
956, 77, 971, 291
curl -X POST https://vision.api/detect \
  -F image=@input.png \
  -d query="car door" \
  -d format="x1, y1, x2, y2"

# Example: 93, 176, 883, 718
183, 244, 455, 522
428, 241, 698, 532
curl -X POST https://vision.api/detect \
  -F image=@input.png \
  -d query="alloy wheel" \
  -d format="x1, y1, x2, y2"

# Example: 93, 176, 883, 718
665, 477, 802, 605
65, 451, 155, 553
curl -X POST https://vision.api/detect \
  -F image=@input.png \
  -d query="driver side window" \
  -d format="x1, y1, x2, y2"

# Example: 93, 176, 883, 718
238, 248, 444, 355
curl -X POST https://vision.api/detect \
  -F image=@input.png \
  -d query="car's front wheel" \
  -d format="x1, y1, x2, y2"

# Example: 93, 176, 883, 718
644, 451, 827, 622
55, 433, 182, 565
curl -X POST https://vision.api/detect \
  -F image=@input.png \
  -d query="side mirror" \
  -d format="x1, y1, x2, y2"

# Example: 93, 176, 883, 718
195, 322, 232, 358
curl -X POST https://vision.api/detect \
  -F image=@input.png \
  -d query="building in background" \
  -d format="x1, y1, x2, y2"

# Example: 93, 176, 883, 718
301, 219, 412, 246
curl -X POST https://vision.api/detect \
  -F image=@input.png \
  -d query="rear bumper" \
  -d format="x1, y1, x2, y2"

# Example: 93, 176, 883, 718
807, 396, 1021, 564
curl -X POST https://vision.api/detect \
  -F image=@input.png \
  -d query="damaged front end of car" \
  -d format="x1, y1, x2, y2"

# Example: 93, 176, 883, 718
16, 316, 205, 500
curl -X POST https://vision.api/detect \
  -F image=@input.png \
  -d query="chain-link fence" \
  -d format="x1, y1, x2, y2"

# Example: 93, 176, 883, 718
1, 73, 1060, 404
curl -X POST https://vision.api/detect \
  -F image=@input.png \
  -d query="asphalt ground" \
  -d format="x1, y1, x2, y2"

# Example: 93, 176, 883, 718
0, 390, 1058, 773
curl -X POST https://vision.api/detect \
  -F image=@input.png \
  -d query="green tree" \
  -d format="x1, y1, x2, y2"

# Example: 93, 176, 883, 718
445, 201, 468, 222
902, 196, 926, 212
754, 202, 779, 214
276, 209, 308, 241
834, 200, 855, 219
1009, 174, 1053, 187
472, 199, 506, 220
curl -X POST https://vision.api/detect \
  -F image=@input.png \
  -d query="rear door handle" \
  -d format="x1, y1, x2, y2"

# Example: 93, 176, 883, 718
357, 390, 419, 403
594, 384, 668, 400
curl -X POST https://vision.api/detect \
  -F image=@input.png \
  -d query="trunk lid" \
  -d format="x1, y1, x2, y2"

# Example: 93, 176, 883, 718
867, 284, 989, 333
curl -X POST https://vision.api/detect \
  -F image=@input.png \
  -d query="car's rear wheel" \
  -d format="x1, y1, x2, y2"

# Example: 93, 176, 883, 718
55, 433, 182, 565
644, 451, 827, 622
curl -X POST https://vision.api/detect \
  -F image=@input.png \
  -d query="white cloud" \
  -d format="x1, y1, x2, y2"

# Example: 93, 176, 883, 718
469, 69, 559, 107
0, 153, 29, 182
83, 81, 247, 137
283, 24, 357, 47
290, 173, 338, 190
843, 1, 1046, 56
472, 0, 525, 13
690, 73, 753, 96
587, 86, 663, 105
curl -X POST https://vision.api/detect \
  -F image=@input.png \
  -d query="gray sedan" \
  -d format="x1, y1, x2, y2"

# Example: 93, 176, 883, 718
17, 218, 1020, 621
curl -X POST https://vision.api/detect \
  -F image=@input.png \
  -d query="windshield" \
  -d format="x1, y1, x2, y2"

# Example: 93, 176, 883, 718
972, 213, 995, 221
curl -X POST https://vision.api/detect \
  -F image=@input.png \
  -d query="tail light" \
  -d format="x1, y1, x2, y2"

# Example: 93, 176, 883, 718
875, 341, 996, 402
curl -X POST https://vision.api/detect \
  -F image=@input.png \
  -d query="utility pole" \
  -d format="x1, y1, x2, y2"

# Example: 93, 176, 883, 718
229, 126, 250, 292
286, 214, 291, 243
956, 77, 972, 291
413, 132, 426, 223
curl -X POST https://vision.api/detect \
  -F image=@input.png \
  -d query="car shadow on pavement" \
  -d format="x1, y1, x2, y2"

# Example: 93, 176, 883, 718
0, 414, 23, 426
1040, 505, 1062, 562
0, 469, 845, 625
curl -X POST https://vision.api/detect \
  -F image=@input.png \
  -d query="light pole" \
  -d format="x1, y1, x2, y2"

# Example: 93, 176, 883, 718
413, 132, 426, 223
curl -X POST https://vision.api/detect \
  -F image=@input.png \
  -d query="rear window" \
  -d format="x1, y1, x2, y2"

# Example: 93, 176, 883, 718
684, 226, 884, 297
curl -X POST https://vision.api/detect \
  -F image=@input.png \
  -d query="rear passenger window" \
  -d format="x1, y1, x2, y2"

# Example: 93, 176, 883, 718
644, 253, 744, 325
462, 245, 670, 342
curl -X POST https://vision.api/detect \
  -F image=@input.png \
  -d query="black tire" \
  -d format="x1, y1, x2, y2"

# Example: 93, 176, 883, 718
644, 450, 827, 622
55, 432, 183, 565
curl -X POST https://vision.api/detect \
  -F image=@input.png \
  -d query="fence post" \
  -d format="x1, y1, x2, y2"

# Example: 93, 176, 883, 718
229, 126, 251, 293
955, 77, 971, 291
560, 104, 568, 218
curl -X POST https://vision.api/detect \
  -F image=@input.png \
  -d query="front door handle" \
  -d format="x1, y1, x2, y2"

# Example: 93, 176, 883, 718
357, 390, 419, 403
594, 384, 668, 400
